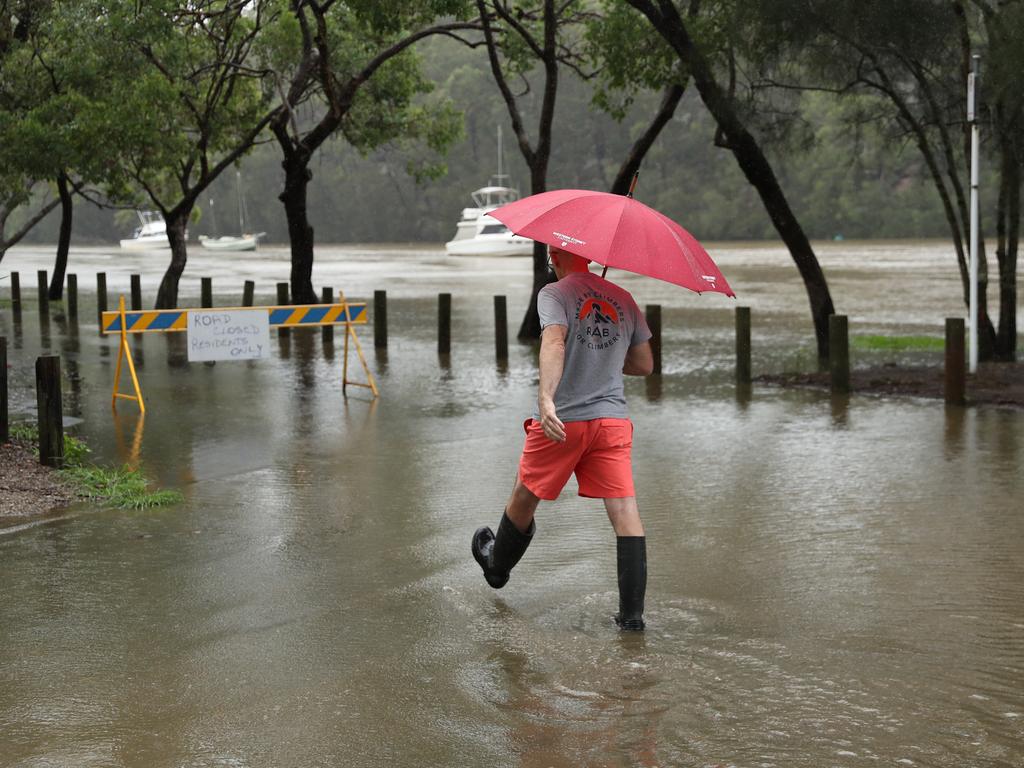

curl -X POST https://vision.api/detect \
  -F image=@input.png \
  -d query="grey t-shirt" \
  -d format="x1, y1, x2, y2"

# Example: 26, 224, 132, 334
536, 271, 652, 422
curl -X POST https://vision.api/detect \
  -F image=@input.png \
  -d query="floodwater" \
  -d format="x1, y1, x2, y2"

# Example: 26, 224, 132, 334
0, 241, 1022, 767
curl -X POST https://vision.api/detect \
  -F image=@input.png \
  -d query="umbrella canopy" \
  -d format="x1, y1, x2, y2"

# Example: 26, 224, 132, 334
490, 188, 735, 297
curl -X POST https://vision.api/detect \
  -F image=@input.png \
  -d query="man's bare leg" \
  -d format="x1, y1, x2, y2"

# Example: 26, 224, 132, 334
505, 475, 541, 533
604, 496, 644, 536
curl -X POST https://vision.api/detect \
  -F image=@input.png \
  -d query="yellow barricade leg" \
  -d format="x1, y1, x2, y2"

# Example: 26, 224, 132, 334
112, 295, 145, 413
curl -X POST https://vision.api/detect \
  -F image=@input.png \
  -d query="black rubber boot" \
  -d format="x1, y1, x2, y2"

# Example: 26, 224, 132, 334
615, 536, 647, 631
472, 512, 535, 589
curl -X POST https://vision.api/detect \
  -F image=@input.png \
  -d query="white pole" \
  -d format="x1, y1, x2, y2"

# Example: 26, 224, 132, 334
968, 54, 980, 373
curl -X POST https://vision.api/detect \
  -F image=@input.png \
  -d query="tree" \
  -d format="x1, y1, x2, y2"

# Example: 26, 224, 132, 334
0, 1, 62, 265
585, 1, 688, 195
474, 0, 593, 339
624, 0, 837, 360
750, 0, 1021, 360
89, 0, 279, 309
267, 0, 472, 304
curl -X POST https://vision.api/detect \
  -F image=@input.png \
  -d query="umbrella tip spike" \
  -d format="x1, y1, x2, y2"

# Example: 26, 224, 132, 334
627, 171, 639, 199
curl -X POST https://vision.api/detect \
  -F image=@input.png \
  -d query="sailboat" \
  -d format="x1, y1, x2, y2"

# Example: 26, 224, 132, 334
199, 171, 266, 252
445, 127, 533, 257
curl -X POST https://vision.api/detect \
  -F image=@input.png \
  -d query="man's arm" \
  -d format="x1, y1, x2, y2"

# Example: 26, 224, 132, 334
623, 341, 654, 376
538, 324, 568, 442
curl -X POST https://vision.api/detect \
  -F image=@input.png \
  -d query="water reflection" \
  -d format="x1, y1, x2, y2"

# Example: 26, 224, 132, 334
830, 392, 850, 427
0, 243, 1022, 768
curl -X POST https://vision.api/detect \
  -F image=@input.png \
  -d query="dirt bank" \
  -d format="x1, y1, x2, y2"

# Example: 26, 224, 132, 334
757, 361, 1024, 408
0, 439, 78, 519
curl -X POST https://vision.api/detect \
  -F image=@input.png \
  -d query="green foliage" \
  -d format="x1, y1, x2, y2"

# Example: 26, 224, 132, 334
61, 465, 183, 510
852, 335, 944, 352
9, 421, 181, 510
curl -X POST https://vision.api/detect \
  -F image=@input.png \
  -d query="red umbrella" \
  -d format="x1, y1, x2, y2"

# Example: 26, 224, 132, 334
490, 186, 735, 297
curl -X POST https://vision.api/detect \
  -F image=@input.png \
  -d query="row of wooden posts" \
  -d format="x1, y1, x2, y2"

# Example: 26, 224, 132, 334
3, 272, 971, 457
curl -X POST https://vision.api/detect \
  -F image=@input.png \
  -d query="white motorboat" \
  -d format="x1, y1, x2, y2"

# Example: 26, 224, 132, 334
198, 232, 266, 251
119, 210, 171, 250
445, 127, 533, 257
200, 170, 264, 252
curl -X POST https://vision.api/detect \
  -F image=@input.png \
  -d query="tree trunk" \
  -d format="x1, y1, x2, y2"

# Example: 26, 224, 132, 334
610, 82, 686, 196
156, 212, 190, 309
48, 172, 73, 301
630, 0, 835, 360
995, 147, 1019, 360
279, 150, 319, 306
517, 157, 556, 340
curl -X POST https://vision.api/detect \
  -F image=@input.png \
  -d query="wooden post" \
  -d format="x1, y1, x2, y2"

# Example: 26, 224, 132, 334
322, 286, 334, 343
374, 289, 388, 349
1, 337, 8, 443
829, 314, 850, 394
945, 318, 966, 405
35, 355, 64, 467
10, 271, 21, 312
736, 306, 751, 384
201, 277, 213, 308
645, 304, 662, 375
494, 295, 508, 362
130, 274, 142, 311
37, 270, 49, 314
277, 282, 290, 337
96, 272, 108, 325
438, 293, 451, 354
242, 280, 255, 307
67, 273, 78, 322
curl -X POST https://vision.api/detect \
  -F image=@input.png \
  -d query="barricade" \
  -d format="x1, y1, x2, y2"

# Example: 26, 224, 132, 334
100, 294, 377, 413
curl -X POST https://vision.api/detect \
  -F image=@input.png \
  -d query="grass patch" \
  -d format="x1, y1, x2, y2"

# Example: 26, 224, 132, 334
852, 335, 944, 351
10, 421, 182, 510
61, 465, 183, 510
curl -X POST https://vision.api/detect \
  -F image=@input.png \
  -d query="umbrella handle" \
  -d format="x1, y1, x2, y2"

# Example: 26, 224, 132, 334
627, 171, 639, 198
601, 265, 608, 279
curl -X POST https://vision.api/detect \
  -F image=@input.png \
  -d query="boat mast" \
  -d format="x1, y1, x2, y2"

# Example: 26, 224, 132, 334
236, 170, 245, 235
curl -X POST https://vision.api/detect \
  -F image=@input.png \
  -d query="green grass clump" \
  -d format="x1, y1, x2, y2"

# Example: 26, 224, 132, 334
852, 335, 944, 351
10, 421, 182, 510
61, 465, 183, 510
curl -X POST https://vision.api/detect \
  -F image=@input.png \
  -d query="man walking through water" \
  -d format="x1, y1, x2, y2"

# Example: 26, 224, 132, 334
472, 245, 654, 630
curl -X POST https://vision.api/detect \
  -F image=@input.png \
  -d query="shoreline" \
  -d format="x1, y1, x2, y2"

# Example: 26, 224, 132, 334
756, 360, 1024, 408
0, 439, 79, 520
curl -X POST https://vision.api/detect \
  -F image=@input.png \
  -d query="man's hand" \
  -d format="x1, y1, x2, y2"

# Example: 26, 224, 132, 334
538, 395, 566, 442
538, 324, 568, 442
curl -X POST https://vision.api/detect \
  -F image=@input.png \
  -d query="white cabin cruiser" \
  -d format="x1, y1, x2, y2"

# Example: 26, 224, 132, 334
445, 126, 533, 257
445, 185, 533, 257
119, 210, 171, 250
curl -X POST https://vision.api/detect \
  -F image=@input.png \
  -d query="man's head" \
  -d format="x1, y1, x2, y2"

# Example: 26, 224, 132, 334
548, 246, 590, 279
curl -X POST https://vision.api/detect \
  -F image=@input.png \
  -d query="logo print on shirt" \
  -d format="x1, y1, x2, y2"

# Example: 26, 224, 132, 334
574, 291, 625, 351
577, 298, 619, 326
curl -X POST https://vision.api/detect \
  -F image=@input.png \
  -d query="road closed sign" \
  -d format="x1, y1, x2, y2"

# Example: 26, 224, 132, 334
187, 309, 270, 362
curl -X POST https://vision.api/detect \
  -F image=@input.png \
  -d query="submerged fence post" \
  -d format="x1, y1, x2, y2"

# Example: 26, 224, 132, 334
10, 271, 21, 313
945, 317, 966, 406
646, 304, 662, 375
829, 314, 850, 394
438, 293, 451, 355
1, 337, 8, 443
736, 306, 751, 384
276, 282, 290, 338
37, 270, 49, 314
242, 280, 255, 307
96, 272, 107, 325
374, 289, 388, 349
67, 274, 78, 323
130, 274, 142, 311
322, 286, 334, 343
201, 277, 213, 308
35, 355, 64, 467
494, 295, 508, 363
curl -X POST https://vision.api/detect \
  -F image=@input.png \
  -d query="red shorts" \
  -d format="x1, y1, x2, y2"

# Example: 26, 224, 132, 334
518, 418, 635, 500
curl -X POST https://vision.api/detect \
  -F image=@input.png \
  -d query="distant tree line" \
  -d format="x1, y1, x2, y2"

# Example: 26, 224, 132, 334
1, 0, 1019, 360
